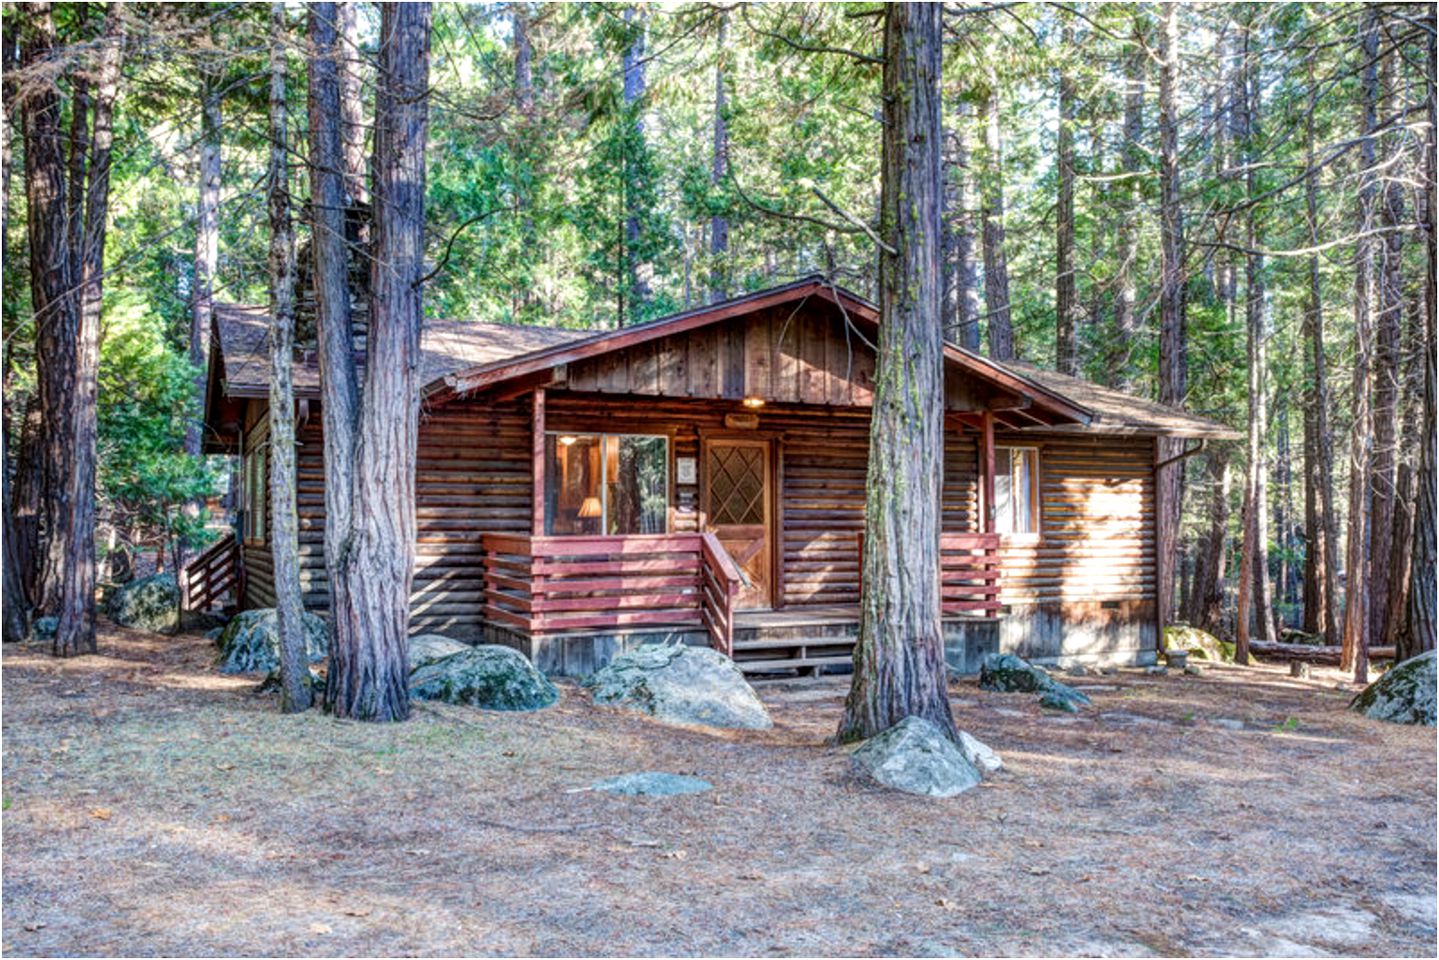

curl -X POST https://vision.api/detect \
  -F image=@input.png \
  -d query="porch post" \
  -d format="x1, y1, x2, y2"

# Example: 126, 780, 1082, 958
531, 388, 546, 536
980, 409, 995, 534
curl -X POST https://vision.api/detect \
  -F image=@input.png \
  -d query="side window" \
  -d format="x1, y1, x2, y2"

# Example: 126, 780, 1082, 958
994, 446, 1039, 536
243, 426, 268, 544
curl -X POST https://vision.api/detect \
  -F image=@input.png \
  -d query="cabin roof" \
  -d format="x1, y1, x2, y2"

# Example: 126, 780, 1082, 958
210, 276, 1236, 439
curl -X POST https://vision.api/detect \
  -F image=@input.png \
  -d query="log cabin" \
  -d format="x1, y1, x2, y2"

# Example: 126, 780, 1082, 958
198, 275, 1238, 677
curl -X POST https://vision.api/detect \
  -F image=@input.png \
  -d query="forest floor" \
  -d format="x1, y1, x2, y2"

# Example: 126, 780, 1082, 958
2, 622, 1435, 958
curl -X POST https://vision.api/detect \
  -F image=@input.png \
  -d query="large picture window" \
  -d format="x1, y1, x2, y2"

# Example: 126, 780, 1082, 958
994, 446, 1039, 536
545, 433, 668, 536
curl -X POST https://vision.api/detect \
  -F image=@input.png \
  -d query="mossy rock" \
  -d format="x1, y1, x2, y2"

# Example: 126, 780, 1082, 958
979, 653, 1091, 712
107, 573, 180, 633
1351, 651, 1436, 727
31, 616, 58, 641
215, 608, 330, 674
1163, 624, 1235, 663
408, 633, 471, 669
409, 645, 558, 711
582, 643, 772, 730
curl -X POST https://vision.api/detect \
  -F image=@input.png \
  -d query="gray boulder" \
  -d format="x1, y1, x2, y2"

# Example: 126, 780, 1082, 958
215, 608, 330, 674
582, 643, 772, 730
1351, 651, 1436, 727
409, 645, 558, 711
590, 772, 713, 797
958, 730, 1003, 774
409, 633, 471, 668
107, 573, 180, 633
850, 716, 982, 798
31, 616, 58, 641
980, 652, 1092, 712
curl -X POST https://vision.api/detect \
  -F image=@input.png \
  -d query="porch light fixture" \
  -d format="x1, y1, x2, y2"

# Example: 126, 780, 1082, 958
741, 396, 765, 409
558, 435, 578, 446
578, 496, 603, 518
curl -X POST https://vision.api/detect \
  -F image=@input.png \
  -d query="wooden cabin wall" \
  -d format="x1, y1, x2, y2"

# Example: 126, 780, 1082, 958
994, 432, 1157, 661
241, 395, 533, 640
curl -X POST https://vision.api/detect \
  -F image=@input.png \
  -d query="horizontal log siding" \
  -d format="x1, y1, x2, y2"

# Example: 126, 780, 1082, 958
246, 396, 532, 641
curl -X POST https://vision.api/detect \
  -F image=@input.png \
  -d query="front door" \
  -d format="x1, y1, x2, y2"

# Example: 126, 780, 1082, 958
703, 439, 773, 610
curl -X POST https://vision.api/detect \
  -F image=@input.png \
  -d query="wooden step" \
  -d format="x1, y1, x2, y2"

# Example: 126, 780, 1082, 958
732, 637, 857, 653
738, 655, 854, 674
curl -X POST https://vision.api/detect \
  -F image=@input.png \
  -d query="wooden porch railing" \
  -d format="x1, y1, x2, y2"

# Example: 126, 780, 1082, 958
940, 532, 1002, 616
181, 531, 240, 611
481, 532, 744, 655
856, 530, 1003, 618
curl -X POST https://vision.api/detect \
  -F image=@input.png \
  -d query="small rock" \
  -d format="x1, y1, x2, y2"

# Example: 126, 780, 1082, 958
1210, 717, 1245, 731
31, 616, 58, 641
1146, 665, 1169, 676
850, 716, 981, 798
957, 730, 1003, 773
1163, 624, 1236, 663
590, 772, 712, 797
980, 653, 1091, 712
1290, 661, 1311, 679
1184, 664, 1204, 676
409, 645, 558, 711
1065, 664, 1092, 677
583, 643, 772, 730
107, 573, 180, 633
1350, 650, 1436, 727
214, 608, 330, 674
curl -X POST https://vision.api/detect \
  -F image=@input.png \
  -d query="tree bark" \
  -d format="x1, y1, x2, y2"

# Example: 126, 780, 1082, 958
310, 2, 362, 710
1342, 8, 1380, 683
839, 3, 956, 745
950, 101, 981, 351
338, 1, 367, 205
2, 27, 28, 642
1185, 447, 1231, 637
1111, 17, 1144, 389
978, 81, 1013, 361
1055, 12, 1078, 377
513, 2, 534, 120
187, 59, 221, 459
266, 2, 311, 713
1301, 59, 1340, 646
23, 0, 78, 620
620, 5, 649, 321
55, 2, 122, 658
325, 1, 430, 723
709, 10, 728, 303
1154, 2, 1187, 633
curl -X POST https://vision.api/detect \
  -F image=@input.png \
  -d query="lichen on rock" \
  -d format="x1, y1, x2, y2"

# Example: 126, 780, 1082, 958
409, 645, 558, 711
107, 573, 180, 633
1350, 651, 1436, 727
850, 716, 982, 798
214, 608, 330, 674
582, 643, 772, 730
1163, 624, 1235, 663
979, 652, 1091, 712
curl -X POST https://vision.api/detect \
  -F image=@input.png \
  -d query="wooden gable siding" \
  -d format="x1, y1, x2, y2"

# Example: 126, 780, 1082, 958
242, 395, 533, 639
560, 302, 1001, 412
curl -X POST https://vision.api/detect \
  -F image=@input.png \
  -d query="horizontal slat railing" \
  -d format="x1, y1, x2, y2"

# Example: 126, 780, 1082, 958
941, 532, 1003, 617
481, 533, 742, 652
181, 531, 239, 611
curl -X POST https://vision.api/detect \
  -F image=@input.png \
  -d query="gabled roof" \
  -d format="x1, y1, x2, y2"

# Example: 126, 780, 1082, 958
209, 276, 1236, 440
430, 275, 1095, 428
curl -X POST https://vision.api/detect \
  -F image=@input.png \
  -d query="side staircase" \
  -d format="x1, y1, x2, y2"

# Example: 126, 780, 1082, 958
729, 609, 859, 678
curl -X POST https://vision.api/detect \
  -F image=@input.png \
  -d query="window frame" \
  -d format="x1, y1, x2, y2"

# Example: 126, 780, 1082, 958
544, 430, 671, 537
993, 444, 1041, 540
242, 421, 269, 545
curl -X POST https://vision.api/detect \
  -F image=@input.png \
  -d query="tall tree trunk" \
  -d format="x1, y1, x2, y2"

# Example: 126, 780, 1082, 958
1054, 12, 1078, 376
1301, 60, 1339, 645
1154, 1, 1188, 633
23, 0, 78, 620
1185, 447, 1231, 636
338, 2, 367, 205
709, 10, 728, 303
620, 5, 649, 322
1382, 297, 1423, 658
950, 102, 981, 351
1111, 17, 1143, 389
2, 27, 28, 642
513, 2, 534, 120
1342, 8, 1380, 682
839, 3, 955, 744
1403, 25, 1436, 662
187, 61, 221, 458
978, 80, 1013, 360
56, 2, 122, 658
1369, 47, 1406, 649
266, 2, 310, 713
326, 1, 430, 723
310, 2, 362, 710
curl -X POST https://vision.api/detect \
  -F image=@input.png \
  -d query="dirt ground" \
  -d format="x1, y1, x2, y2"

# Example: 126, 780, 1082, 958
2, 623, 1435, 958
